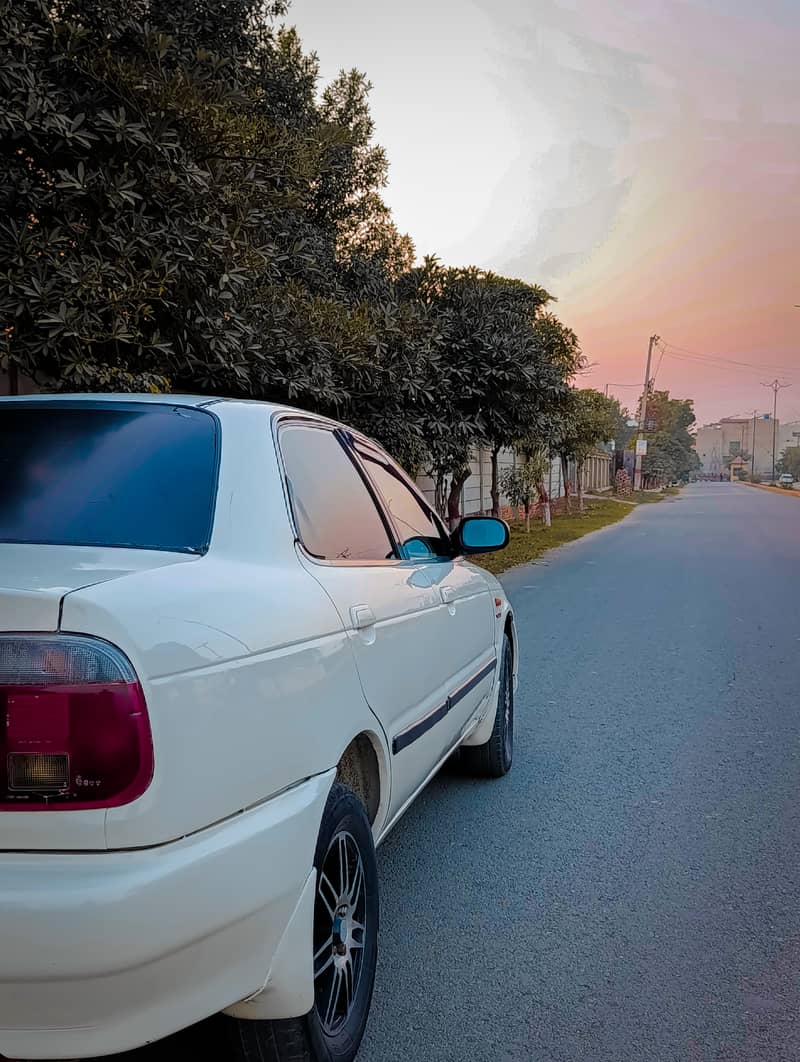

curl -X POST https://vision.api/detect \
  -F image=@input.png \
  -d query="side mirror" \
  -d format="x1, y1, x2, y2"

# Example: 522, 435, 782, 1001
400, 537, 435, 561
453, 516, 510, 555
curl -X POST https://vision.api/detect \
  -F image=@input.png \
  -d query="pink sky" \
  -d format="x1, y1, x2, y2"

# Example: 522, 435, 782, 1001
291, 0, 800, 424
537, 0, 800, 424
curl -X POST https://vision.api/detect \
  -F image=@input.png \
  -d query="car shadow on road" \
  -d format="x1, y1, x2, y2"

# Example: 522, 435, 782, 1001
49, 743, 555, 1062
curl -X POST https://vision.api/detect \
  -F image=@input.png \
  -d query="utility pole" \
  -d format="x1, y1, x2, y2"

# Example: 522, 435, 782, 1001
762, 379, 791, 483
633, 335, 659, 491
750, 409, 758, 481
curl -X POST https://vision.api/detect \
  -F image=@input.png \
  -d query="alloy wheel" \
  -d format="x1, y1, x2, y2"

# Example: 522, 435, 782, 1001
502, 651, 513, 765
313, 831, 367, 1036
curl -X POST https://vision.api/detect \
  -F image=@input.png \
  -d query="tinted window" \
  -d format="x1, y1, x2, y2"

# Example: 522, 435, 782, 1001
358, 448, 451, 561
0, 404, 218, 553
280, 426, 393, 561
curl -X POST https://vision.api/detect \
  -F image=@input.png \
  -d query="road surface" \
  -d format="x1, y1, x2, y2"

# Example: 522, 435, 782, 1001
364, 483, 800, 1062
107, 483, 800, 1062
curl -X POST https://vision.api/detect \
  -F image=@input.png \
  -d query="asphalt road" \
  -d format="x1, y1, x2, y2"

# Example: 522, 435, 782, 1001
360, 482, 800, 1062
101, 483, 800, 1062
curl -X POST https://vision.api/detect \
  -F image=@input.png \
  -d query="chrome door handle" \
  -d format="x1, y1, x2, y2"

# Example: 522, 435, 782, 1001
350, 604, 376, 630
440, 586, 457, 605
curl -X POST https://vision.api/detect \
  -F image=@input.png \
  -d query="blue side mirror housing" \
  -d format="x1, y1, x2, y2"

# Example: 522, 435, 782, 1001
453, 516, 510, 555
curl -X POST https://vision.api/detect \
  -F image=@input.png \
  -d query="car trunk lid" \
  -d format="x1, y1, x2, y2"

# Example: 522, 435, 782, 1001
0, 544, 196, 850
0, 543, 195, 632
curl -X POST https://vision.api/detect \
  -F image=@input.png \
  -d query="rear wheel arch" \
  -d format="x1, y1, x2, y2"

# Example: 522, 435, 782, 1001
335, 732, 386, 829
503, 613, 515, 661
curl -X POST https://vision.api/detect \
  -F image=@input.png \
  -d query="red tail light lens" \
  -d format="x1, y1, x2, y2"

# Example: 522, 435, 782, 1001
0, 635, 153, 810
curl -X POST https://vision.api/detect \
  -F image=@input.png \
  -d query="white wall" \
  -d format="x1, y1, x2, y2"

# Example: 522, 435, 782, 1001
416, 447, 567, 516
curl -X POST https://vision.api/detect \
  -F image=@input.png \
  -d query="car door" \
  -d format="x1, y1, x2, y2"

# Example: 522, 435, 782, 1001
349, 437, 497, 755
276, 421, 494, 818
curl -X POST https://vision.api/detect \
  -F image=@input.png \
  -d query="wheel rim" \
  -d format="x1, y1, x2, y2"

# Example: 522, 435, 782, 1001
502, 652, 513, 765
313, 831, 367, 1036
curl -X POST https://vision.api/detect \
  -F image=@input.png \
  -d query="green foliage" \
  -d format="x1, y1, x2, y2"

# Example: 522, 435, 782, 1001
0, 0, 588, 485
640, 390, 701, 483
1, 0, 337, 397
611, 400, 636, 450
500, 450, 550, 529
399, 260, 577, 483
557, 388, 618, 464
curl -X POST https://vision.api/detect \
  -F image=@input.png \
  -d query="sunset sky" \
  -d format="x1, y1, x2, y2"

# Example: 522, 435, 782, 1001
290, 0, 800, 425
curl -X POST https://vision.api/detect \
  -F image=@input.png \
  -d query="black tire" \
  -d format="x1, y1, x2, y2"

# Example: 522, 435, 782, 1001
222, 783, 379, 1062
460, 634, 514, 778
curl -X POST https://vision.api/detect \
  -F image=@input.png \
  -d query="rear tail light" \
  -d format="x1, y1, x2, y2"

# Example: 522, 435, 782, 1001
0, 635, 153, 810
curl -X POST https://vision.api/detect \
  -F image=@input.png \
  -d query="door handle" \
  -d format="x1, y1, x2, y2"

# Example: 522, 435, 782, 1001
440, 586, 457, 605
350, 604, 376, 630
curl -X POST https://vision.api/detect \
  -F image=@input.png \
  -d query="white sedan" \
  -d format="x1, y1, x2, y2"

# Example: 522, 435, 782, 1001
0, 394, 517, 1062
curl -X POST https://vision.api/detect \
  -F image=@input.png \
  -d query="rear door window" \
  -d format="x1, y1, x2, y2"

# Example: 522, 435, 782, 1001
279, 424, 395, 562
0, 403, 218, 553
353, 441, 452, 561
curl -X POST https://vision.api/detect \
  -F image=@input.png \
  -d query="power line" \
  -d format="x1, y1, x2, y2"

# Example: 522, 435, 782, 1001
663, 340, 797, 371
659, 350, 800, 383
659, 340, 800, 378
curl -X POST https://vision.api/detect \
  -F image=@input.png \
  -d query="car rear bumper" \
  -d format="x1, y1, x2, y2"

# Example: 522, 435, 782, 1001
0, 769, 334, 1060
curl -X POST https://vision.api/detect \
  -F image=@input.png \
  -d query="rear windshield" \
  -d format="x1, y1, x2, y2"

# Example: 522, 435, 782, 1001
0, 404, 219, 553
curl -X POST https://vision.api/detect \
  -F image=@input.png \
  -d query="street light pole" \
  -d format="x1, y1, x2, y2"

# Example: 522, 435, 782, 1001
633, 335, 659, 491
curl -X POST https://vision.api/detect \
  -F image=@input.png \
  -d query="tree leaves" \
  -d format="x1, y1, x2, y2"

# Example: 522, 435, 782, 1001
640, 391, 701, 482
1, 0, 582, 484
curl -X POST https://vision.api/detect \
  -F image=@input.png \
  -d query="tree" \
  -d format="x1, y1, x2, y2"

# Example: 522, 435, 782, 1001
556, 389, 618, 510
639, 390, 701, 485
0, 0, 400, 411
0, 0, 585, 504
500, 449, 550, 531
611, 400, 636, 451
398, 261, 579, 522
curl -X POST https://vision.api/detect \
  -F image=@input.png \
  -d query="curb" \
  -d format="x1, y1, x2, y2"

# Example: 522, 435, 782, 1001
738, 481, 800, 498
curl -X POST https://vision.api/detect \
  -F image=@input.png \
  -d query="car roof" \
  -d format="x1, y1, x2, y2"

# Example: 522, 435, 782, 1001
0, 392, 285, 411
0, 391, 363, 439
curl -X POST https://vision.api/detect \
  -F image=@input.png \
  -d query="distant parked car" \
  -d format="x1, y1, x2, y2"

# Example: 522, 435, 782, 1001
0, 394, 517, 1062
778, 473, 794, 488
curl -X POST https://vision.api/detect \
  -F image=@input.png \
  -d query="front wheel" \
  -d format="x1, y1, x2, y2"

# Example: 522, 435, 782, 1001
460, 634, 514, 778
223, 783, 379, 1062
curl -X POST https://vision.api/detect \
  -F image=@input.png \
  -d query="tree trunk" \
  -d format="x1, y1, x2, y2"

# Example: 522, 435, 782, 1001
536, 479, 552, 528
490, 446, 501, 517
446, 466, 470, 531
433, 470, 447, 520
561, 455, 571, 513
524, 496, 531, 533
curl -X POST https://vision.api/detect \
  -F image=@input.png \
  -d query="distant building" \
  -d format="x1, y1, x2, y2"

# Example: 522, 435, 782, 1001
777, 420, 800, 457
728, 456, 748, 481
695, 415, 777, 478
